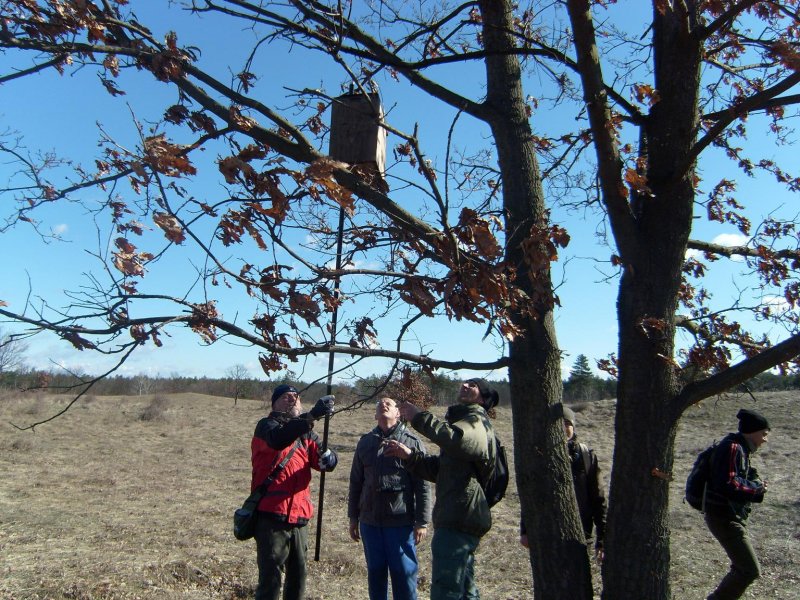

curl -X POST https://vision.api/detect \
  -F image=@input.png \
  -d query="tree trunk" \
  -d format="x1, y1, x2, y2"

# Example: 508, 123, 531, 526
603, 323, 683, 599
603, 6, 702, 598
479, 2, 592, 598
604, 191, 691, 598
510, 325, 593, 599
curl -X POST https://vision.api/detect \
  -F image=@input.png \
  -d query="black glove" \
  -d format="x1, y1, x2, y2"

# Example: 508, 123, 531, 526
319, 449, 337, 471
309, 395, 335, 419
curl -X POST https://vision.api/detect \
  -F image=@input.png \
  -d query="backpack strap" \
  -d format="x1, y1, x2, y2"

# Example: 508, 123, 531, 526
578, 442, 592, 474
473, 414, 496, 484
248, 439, 303, 506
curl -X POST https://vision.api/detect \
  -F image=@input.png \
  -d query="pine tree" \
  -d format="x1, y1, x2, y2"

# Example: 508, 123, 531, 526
569, 354, 593, 383
565, 354, 595, 402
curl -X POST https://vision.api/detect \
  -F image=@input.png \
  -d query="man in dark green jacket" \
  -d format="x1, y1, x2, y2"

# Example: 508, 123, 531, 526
385, 378, 498, 600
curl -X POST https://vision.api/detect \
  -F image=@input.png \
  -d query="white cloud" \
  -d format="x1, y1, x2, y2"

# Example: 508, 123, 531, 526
712, 233, 749, 247
52, 223, 69, 236
323, 257, 378, 271
342, 259, 369, 271
712, 233, 749, 262
685, 248, 702, 260
762, 295, 794, 314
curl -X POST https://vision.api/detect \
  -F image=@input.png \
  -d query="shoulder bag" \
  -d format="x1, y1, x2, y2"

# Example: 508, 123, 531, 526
233, 439, 302, 541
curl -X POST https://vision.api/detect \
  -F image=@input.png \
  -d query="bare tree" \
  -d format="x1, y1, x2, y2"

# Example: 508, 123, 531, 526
1, 2, 799, 598
132, 374, 156, 396
0, 327, 26, 375
225, 363, 250, 405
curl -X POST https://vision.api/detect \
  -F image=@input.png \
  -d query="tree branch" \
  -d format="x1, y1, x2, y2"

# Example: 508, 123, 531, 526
694, 0, 761, 41
677, 332, 800, 409
0, 55, 68, 84
687, 239, 800, 261
675, 314, 764, 353
684, 71, 800, 177
703, 93, 800, 121
288, 0, 489, 119
0, 307, 508, 372
565, 0, 639, 260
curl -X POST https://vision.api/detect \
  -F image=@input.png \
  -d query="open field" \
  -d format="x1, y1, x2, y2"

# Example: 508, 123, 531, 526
0, 390, 798, 599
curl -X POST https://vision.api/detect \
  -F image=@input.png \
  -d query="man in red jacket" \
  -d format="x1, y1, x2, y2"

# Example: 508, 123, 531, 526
251, 384, 337, 600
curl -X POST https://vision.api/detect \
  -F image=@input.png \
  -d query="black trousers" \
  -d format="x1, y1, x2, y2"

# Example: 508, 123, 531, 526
705, 513, 761, 600
254, 515, 309, 600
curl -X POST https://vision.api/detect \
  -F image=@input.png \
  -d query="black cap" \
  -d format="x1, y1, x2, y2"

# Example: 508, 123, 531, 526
467, 378, 500, 409
737, 408, 770, 434
271, 384, 298, 405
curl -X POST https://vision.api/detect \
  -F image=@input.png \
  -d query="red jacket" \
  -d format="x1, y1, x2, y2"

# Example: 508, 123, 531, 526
251, 411, 336, 525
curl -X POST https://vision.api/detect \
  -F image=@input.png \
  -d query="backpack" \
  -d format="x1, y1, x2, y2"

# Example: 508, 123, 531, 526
478, 433, 510, 508
685, 441, 717, 512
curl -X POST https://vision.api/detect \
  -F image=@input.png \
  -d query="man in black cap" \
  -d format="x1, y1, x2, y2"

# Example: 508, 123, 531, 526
384, 378, 499, 600
250, 384, 337, 600
703, 408, 770, 600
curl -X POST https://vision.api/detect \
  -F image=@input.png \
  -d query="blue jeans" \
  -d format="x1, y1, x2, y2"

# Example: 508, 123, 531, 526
430, 528, 481, 600
360, 523, 418, 600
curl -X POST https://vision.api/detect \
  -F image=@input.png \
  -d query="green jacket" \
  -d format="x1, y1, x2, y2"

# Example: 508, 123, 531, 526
405, 403, 495, 537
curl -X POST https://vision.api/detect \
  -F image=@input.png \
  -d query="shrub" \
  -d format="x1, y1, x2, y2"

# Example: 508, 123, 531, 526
139, 394, 170, 422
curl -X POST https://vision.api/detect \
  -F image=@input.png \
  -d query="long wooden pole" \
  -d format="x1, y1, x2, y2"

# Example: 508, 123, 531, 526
314, 205, 345, 561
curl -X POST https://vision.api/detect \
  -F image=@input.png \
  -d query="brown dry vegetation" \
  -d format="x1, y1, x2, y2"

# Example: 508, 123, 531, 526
0, 391, 797, 599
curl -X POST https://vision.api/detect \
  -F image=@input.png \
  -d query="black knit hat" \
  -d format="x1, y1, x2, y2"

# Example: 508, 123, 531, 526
737, 408, 770, 434
271, 384, 298, 405
467, 378, 500, 410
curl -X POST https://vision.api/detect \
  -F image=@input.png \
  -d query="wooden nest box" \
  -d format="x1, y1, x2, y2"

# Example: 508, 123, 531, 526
329, 91, 386, 188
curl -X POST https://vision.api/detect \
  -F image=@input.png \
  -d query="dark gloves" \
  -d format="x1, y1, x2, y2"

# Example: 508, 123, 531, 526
319, 448, 337, 471
309, 394, 335, 419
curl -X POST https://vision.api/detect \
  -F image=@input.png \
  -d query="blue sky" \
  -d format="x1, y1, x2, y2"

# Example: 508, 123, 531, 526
1, 2, 796, 384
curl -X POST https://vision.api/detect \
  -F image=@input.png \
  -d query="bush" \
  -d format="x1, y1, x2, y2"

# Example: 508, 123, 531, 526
139, 395, 170, 422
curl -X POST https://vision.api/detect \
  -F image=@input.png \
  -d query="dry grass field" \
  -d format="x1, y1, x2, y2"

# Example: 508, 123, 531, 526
0, 390, 797, 599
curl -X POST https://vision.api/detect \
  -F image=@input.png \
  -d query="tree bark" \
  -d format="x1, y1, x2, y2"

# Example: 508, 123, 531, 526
479, 2, 592, 598
602, 4, 703, 599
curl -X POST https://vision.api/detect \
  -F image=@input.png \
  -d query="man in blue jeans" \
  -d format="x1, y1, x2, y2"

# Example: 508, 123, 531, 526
349, 397, 432, 600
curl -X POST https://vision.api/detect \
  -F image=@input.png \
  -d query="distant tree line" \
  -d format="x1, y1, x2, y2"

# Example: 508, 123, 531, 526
0, 368, 271, 401
1, 355, 795, 405
740, 371, 800, 392
0, 364, 513, 407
